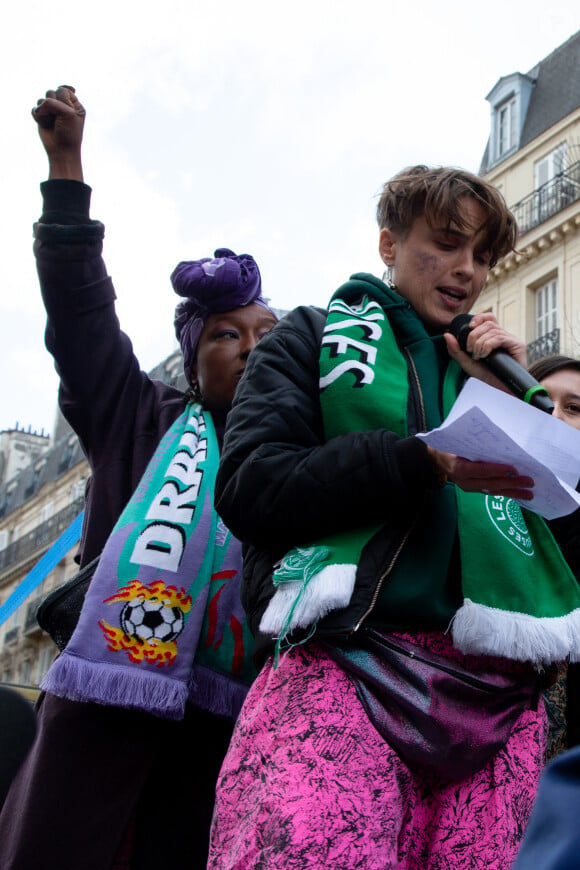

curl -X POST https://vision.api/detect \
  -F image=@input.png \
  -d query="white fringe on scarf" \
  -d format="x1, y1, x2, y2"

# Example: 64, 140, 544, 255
451, 598, 580, 665
259, 564, 357, 636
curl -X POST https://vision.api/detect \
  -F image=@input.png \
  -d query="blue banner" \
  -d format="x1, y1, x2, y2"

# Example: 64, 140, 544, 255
0, 511, 84, 627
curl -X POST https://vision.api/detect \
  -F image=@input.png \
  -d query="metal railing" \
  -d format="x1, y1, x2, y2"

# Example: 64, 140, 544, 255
0, 498, 84, 573
526, 328, 560, 364
511, 160, 580, 235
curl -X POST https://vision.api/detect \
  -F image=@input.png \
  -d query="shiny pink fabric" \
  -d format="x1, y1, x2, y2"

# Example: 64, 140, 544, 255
208, 636, 547, 869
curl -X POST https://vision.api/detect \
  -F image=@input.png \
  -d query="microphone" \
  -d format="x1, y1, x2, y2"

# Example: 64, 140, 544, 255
449, 314, 555, 414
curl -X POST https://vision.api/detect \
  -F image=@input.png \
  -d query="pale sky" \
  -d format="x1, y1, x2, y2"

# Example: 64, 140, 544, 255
1, 0, 579, 437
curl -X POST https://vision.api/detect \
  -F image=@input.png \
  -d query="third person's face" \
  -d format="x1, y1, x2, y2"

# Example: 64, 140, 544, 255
540, 369, 580, 431
379, 197, 491, 334
192, 304, 277, 413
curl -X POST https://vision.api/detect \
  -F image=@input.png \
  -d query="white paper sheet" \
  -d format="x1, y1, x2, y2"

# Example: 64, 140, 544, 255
416, 378, 580, 519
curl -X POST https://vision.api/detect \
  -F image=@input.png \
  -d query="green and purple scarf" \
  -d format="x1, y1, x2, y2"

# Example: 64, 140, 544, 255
42, 403, 255, 719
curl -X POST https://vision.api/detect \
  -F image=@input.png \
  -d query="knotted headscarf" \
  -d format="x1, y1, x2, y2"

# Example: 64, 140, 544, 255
172, 248, 275, 383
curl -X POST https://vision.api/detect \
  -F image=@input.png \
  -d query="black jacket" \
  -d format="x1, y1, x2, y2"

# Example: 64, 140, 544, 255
34, 180, 189, 566
215, 303, 444, 660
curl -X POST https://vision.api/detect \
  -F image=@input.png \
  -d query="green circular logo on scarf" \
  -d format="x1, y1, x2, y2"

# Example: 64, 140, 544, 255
485, 496, 534, 556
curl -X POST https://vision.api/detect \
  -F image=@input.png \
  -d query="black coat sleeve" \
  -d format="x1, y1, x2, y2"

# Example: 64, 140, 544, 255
35, 180, 146, 463
33, 180, 184, 562
215, 305, 440, 554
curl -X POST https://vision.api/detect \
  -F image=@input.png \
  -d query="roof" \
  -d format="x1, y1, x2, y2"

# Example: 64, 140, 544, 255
520, 31, 580, 147
480, 30, 580, 174
0, 435, 85, 521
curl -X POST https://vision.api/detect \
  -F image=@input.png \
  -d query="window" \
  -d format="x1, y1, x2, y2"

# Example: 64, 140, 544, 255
20, 660, 32, 686
24, 467, 41, 498
70, 479, 86, 503
0, 529, 8, 550
534, 145, 568, 223
58, 438, 76, 473
497, 98, 517, 157
0, 489, 12, 520
39, 502, 54, 524
37, 646, 56, 682
536, 279, 558, 339
535, 145, 567, 189
5, 608, 22, 630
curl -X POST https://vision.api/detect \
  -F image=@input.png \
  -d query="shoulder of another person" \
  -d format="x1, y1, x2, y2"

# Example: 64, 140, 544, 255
240, 306, 327, 400
272, 305, 328, 348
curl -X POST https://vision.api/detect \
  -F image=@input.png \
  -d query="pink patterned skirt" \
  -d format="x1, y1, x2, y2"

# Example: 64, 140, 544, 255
208, 634, 547, 869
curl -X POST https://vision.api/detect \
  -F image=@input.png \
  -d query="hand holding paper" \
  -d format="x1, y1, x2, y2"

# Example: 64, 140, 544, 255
417, 378, 580, 519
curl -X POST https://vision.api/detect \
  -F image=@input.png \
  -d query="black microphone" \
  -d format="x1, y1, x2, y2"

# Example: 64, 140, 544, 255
449, 314, 555, 414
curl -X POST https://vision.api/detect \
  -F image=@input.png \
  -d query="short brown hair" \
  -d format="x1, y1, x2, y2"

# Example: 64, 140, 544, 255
528, 355, 580, 382
376, 165, 517, 268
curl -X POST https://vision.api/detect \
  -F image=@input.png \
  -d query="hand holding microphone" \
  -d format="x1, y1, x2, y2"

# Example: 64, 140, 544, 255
427, 312, 540, 499
447, 313, 554, 414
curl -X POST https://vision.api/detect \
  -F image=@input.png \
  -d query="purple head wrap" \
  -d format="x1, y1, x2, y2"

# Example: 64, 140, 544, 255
172, 248, 275, 383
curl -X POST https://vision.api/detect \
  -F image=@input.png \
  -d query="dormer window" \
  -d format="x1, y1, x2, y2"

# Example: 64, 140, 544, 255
484, 71, 535, 170
497, 97, 517, 158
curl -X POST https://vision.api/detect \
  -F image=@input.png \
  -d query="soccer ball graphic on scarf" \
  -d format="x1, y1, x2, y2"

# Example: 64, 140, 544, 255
120, 596, 185, 643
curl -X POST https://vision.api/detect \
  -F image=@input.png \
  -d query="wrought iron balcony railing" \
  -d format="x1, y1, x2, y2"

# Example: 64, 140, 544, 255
511, 160, 580, 235
526, 328, 560, 365
0, 498, 84, 574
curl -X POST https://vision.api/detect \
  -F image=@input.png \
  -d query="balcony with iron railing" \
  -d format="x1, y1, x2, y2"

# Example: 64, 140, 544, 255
511, 160, 580, 235
0, 497, 84, 574
526, 328, 560, 365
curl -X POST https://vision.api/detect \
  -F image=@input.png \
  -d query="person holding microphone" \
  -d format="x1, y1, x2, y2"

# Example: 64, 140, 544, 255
207, 166, 580, 869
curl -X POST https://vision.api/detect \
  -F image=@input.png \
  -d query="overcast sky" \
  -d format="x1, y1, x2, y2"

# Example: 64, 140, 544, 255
1, 1, 579, 438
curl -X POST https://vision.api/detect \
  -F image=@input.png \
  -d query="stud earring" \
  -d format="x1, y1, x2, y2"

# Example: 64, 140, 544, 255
188, 377, 203, 404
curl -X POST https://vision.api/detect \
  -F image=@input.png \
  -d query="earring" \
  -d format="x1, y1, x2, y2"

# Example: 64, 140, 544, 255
383, 263, 396, 290
187, 378, 203, 404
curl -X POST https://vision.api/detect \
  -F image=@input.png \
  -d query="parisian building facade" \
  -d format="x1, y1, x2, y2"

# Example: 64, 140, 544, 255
2, 31, 579, 689
0, 351, 186, 689
477, 31, 580, 363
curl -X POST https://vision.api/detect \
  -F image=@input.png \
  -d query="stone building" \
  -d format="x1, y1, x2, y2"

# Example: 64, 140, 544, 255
476, 31, 580, 362
0, 427, 50, 490
0, 349, 186, 688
